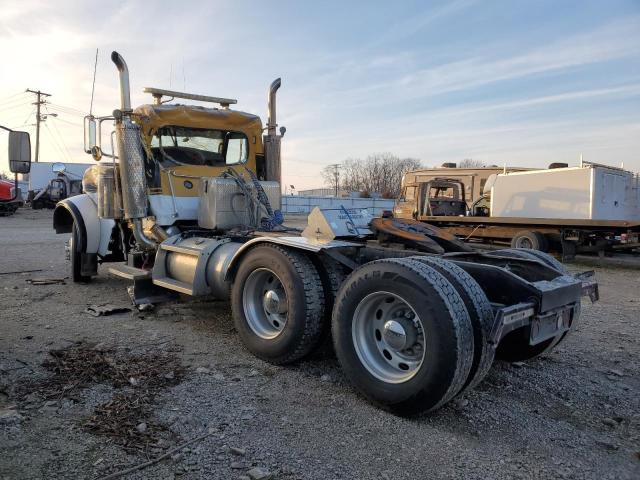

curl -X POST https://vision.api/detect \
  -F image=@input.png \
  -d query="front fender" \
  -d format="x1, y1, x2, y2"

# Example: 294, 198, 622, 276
53, 194, 115, 255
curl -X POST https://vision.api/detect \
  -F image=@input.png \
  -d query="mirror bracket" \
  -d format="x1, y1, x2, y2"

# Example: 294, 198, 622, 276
91, 146, 103, 161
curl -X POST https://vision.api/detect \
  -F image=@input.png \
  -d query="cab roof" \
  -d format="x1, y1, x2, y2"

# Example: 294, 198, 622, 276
135, 103, 263, 133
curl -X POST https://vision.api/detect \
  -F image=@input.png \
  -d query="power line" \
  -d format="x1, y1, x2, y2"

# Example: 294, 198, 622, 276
48, 102, 85, 115
0, 91, 27, 101
0, 99, 31, 111
0, 92, 30, 107
44, 105, 73, 162
0, 101, 33, 113
50, 119, 73, 161
44, 123, 66, 161
1, 108, 35, 124
44, 123, 72, 163
47, 106, 85, 121
21, 108, 36, 127
51, 116, 82, 127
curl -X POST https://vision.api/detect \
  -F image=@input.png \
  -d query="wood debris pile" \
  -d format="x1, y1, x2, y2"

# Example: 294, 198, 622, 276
18, 341, 185, 452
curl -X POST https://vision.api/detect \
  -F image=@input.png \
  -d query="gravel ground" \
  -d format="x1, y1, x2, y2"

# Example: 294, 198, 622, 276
1, 208, 639, 480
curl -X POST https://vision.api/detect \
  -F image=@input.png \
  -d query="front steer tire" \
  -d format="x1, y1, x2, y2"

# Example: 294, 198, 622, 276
70, 222, 91, 283
231, 244, 325, 365
332, 258, 474, 416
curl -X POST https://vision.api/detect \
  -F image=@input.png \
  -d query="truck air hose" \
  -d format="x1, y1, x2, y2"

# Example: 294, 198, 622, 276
222, 168, 283, 231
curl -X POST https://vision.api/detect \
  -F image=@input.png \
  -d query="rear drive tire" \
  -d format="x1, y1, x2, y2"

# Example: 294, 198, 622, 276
410, 256, 494, 392
510, 231, 548, 252
332, 258, 474, 415
231, 244, 325, 365
310, 255, 349, 357
70, 222, 91, 283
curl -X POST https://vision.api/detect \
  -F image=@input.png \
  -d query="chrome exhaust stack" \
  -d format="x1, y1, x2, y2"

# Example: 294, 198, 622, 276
111, 51, 156, 250
266, 78, 281, 136
111, 51, 132, 111
264, 78, 282, 185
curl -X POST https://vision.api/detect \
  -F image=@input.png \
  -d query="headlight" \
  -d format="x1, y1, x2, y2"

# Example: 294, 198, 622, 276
82, 165, 99, 193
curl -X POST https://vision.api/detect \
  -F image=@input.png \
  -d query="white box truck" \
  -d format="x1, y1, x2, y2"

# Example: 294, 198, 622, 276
490, 165, 640, 221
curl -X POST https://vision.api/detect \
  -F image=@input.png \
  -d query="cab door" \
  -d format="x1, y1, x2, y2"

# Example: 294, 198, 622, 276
393, 185, 418, 219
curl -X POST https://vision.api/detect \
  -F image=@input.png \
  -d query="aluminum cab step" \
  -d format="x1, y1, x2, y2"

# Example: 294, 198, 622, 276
153, 277, 195, 296
108, 263, 152, 281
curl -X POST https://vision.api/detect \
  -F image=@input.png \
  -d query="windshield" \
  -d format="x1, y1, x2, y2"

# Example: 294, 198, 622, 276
150, 126, 248, 166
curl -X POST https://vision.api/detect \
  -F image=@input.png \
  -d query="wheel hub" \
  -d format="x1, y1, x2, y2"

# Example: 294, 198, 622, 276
243, 268, 288, 339
382, 320, 407, 350
263, 289, 286, 315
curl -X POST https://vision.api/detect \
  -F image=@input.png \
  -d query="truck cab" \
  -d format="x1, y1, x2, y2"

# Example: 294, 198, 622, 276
395, 177, 467, 219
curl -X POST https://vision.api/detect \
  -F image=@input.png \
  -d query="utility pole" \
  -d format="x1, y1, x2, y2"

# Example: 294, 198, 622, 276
26, 89, 51, 162
327, 163, 341, 197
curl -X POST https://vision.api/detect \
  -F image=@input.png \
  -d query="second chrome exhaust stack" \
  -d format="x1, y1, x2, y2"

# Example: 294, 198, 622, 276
266, 78, 281, 137
264, 78, 282, 185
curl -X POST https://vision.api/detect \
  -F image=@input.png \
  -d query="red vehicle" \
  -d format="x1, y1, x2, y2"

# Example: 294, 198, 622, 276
0, 178, 22, 216
1, 125, 31, 216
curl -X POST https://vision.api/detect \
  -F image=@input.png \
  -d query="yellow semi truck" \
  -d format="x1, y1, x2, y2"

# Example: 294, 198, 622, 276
49, 52, 597, 415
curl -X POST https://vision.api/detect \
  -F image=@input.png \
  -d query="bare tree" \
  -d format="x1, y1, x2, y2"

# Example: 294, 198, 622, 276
339, 153, 421, 198
459, 158, 485, 168
321, 163, 342, 196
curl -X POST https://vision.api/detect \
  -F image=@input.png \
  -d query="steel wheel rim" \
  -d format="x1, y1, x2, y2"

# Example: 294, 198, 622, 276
352, 291, 425, 384
516, 237, 533, 249
243, 268, 288, 339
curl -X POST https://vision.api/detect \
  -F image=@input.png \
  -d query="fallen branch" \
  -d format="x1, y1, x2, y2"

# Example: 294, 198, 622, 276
26, 277, 67, 285
96, 429, 216, 480
0, 269, 43, 275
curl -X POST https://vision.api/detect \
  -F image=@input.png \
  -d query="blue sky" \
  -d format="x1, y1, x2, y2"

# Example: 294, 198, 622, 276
0, 0, 639, 189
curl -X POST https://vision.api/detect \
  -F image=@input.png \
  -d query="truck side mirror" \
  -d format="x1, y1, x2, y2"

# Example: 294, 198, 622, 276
84, 116, 97, 153
52, 162, 66, 174
8, 130, 31, 174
